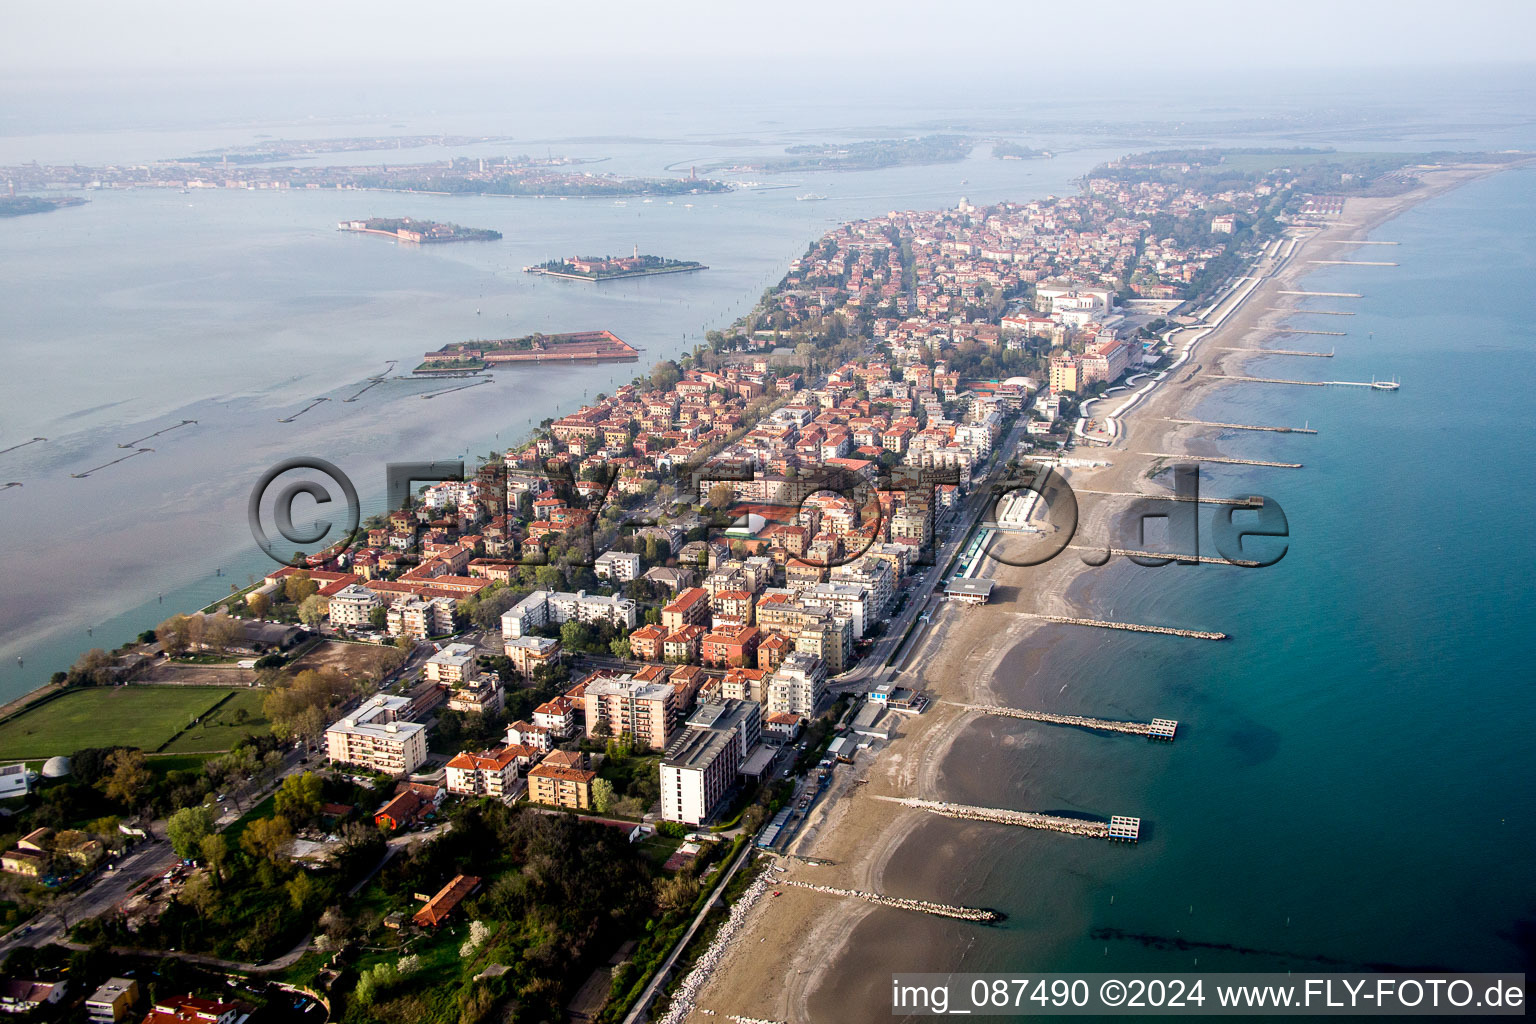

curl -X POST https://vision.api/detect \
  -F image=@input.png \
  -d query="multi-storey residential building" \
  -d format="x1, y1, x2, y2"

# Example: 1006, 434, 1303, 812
594, 550, 642, 583
660, 699, 763, 825
446, 674, 505, 716
662, 624, 706, 663
504, 719, 553, 752
721, 666, 769, 704
661, 586, 711, 630
798, 581, 870, 639
767, 651, 827, 719
387, 595, 455, 641
503, 634, 562, 678
582, 674, 676, 749
1049, 355, 1082, 394
795, 614, 852, 676
527, 761, 596, 810
501, 589, 636, 638
325, 694, 427, 775
444, 746, 519, 798
832, 556, 896, 619
701, 625, 761, 668
710, 589, 755, 627
85, 978, 137, 1024
425, 642, 478, 684
532, 695, 578, 738
889, 505, 932, 549
327, 583, 382, 628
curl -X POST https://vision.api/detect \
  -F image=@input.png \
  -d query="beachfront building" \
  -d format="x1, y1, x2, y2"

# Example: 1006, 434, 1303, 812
767, 651, 827, 719
660, 699, 763, 825
324, 694, 428, 774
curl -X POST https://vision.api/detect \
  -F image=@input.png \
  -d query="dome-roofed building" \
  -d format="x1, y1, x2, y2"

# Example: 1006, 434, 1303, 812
41, 755, 70, 779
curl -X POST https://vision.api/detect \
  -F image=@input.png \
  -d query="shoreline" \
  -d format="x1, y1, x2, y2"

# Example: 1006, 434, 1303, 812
682, 160, 1521, 1023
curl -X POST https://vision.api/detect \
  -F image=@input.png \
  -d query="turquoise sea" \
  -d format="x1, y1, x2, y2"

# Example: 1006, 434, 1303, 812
822, 166, 1536, 1016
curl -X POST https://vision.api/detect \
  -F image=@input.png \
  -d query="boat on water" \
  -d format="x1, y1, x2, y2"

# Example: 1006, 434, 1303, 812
797, 193, 828, 201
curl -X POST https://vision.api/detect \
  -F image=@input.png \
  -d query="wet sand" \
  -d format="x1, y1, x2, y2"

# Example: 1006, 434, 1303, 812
683, 162, 1519, 1024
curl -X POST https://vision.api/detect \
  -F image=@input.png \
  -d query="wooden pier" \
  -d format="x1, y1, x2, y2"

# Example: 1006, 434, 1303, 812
1216, 347, 1333, 357
1278, 289, 1362, 298
951, 702, 1179, 741
1167, 418, 1318, 434
1025, 613, 1227, 641
878, 797, 1141, 842
1146, 452, 1303, 468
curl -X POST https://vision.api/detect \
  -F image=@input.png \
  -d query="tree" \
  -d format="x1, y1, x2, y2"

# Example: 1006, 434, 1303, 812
609, 637, 632, 660
240, 815, 293, 865
166, 804, 217, 860
247, 592, 271, 619
649, 359, 682, 390
284, 570, 318, 604
591, 777, 616, 814
204, 612, 242, 653
368, 605, 388, 631
274, 771, 323, 825
297, 594, 330, 627
286, 871, 324, 913
199, 833, 231, 883
99, 749, 152, 807
156, 614, 194, 656
180, 871, 219, 927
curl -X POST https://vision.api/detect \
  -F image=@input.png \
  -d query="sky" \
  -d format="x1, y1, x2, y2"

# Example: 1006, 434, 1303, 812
5, 0, 1536, 78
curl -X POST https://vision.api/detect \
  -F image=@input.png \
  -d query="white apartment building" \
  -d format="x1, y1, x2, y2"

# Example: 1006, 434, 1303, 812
501, 589, 637, 639
767, 651, 827, 719
325, 694, 427, 774
660, 699, 762, 825
594, 550, 642, 583
327, 584, 382, 628
797, 581, 870, 639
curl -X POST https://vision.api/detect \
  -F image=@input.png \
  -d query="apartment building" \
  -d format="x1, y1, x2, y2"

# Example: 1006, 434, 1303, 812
424, 642, 477, 684
582, 674, 676, 749
594, 550, 642, 583
503, 634, 562, 678
444, 747, 520, 798
527, 761, 597, 810
501, 589, 636, 639
767, 651, 827, 719
660, 699, 763, 825
327, 583, 382, 628
324, 694, 428, 774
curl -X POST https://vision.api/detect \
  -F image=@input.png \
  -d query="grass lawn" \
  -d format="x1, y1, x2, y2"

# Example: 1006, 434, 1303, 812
0, 686, 240, 760
161, 688, 270, 753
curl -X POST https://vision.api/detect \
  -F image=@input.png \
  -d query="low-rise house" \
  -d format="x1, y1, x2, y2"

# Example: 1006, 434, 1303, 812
0, 980, 65, 1014
373, 790, 426, 832
85, 977, 138, 1023
413, 874, 481, 928
141, 994, 241, 1024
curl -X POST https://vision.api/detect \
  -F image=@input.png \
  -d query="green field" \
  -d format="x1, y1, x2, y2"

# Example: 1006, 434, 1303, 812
161, 688, 270, 753
0, 686, 262, 760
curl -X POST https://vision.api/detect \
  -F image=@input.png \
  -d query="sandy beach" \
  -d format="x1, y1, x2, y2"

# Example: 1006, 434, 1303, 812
680, 161, 1520, 1024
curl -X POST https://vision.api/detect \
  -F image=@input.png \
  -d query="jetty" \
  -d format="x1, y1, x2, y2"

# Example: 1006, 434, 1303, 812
1267, 307, 1353, 315
278, 397, 328, 423
119, 419, 196, 448
1074, 488, 1265, 506
1208, 374, 1399, 391
1025, 613, 1227, 641
1167, 418, 1318, 434
779, 879, 1002, 922
877, 797, 1141, 843
1216, 347, 1332, 357
1307, 259, 1398, 266
1316, 239, 1398, 245
0, 437, 46, 457
422, 379, 491, 400
1278, 289, 1362, 298
71, 447, 152, 478
1070, 545, 1261, 568
1146, 452, 1302, 469
1270, 328, 1346, 336
950, 702, 1178, 741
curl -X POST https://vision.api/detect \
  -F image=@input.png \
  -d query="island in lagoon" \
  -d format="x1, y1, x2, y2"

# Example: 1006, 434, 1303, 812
419, 329, 640, 370
0, 195, 87, 218
339, 217, 501, 243
524, 251, 707, 281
